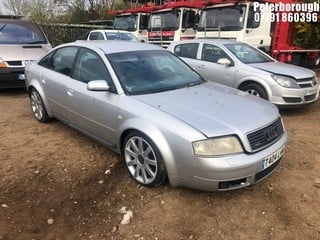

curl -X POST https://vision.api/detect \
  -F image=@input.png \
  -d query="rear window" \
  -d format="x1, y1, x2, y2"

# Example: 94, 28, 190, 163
0, 20, 48, 44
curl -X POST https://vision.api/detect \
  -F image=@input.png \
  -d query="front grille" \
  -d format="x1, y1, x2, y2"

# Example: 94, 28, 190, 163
247, 118, 284, 152
7, 61, 22, 66
255, 159, 281, 182
296, 77, 316, 88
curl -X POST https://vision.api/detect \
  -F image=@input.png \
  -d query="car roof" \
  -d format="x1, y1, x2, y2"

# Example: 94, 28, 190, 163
91, 29, 132, 34
60, 40, 164, 54
170, 39, 238, 46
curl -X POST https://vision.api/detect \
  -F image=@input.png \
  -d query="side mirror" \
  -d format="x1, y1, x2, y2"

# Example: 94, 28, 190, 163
87, 80, 110, 91
217, 58, 232, 66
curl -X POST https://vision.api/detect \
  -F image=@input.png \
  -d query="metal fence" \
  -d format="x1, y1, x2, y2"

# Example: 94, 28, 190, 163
41, 23, 113, 47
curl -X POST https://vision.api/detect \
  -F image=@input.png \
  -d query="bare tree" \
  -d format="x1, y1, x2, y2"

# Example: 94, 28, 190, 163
2, 0, 28, 16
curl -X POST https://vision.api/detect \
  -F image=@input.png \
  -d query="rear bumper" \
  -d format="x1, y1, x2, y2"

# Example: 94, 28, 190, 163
0, 68, 26, 89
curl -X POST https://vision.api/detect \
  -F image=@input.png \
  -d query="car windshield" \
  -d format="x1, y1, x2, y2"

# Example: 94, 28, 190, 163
198, 5, 246, 31
0, 22, 47, 44
224, 43, 274, 64
148, 11, 180, 30
108, 50, 203, 95
105, 32, 140, 41
113, 15, 137, 31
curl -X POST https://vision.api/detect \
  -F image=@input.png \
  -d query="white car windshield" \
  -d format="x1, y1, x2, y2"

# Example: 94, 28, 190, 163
225, 43, 274, 64
108, 50, 203, 95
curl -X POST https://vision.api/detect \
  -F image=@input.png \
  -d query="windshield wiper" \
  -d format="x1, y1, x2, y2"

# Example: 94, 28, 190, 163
27, 40, 46, 44
0, 24, 7, 32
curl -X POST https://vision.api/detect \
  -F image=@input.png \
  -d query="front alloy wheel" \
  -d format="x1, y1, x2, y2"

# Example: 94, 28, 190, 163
123, 132, 166, 187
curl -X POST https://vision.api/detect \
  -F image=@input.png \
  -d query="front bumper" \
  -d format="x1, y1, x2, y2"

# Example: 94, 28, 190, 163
0, 67, 26, 89
169, 133, 288, 191
270, 84, 319, 107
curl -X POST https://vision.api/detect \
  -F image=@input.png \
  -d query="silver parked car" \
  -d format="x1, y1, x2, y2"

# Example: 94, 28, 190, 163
0, 16, 51, 89
167, 39, 319, 107
25, 41, 287, 191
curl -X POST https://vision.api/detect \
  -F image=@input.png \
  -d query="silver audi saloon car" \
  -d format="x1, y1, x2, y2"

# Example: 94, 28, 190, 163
25, 41, 288, 191
168, 39, 319, 107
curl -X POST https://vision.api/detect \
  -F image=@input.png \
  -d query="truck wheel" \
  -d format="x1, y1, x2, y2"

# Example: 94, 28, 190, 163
29, 89, 51, 123
240, 83, 268, 100
122, 131, 167, 187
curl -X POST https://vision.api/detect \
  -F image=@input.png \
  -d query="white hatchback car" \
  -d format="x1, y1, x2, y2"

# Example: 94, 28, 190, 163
168, 39, 319, 107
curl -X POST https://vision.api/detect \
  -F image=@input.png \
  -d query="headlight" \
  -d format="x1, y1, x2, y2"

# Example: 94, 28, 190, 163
0, 57, 7, 68
272, 74, 299, 88
313, 76, 319, 85
193, 136, 243, 157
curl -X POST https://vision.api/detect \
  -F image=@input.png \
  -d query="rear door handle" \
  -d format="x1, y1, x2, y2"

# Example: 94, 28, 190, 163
198, 65, 206, 69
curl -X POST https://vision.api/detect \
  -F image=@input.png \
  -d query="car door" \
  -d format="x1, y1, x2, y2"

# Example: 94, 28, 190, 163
66, 47, 119, 146
196, 43, 237, 87
38, 46, 78, 122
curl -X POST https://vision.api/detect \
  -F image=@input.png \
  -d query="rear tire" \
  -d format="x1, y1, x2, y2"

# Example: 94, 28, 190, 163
240, 83, 268, 100
122, 131, 167, 187
29, 89, 51, 123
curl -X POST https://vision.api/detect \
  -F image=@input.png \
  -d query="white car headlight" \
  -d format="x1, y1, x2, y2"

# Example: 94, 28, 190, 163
272, 74, 299, 88
193, 136, 243, 157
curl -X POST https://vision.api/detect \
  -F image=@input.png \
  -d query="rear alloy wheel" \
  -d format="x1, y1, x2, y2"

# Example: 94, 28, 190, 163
240, 83, 268, 100
29, 89, 50, 123
123, 131, 167, 187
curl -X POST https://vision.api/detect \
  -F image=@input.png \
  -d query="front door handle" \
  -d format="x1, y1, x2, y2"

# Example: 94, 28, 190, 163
66, 89, 74, 96
198, 65, 206, 69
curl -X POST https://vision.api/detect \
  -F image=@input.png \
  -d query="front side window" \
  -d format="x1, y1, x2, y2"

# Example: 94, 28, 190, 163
0, 21, 47, 44
225, 43, 273, 64
201, 44, 230, 63
108, 50, 202, 95
247, 6, 260, 28
174, 43, 199, 59
73, 48, 115, 91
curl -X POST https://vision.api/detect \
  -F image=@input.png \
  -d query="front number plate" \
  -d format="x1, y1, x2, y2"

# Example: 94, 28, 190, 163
18, 74, 25, 80
261, 145, 285, 170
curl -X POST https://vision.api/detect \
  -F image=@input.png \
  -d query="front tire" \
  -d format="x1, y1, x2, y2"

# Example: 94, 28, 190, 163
29, 89, 51, 123
122, 131, 167, 187
240, 83, 268, 100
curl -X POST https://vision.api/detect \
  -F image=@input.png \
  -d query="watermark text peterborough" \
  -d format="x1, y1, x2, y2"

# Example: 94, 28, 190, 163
253, 2, 319, 22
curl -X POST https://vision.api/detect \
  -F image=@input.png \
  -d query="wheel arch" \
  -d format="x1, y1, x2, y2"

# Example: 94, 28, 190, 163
27, 82, 53, 117
118, 118, 178, 180
237, 79, 272, 100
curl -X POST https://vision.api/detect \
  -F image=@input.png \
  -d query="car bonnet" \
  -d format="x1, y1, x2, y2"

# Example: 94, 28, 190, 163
250, 62, 315, 79
132, 83, 280, 138
0, 45, 50, 62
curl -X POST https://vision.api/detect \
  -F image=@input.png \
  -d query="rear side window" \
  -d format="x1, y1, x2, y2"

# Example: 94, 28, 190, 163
89, 32, 104, 40
174, 43, 199, 59
39, 47, 78, 76
0, 20, 47, 44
